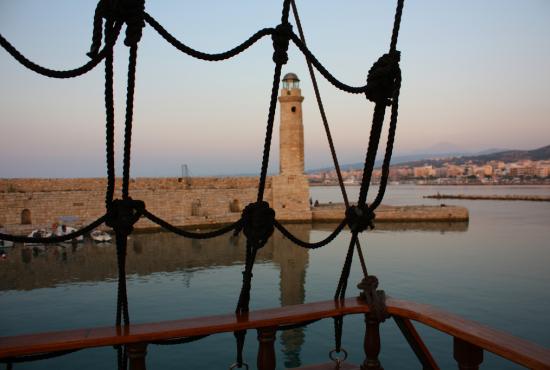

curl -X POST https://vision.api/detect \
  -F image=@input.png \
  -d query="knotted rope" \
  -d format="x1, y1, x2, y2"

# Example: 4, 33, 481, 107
365, 51, 401, 106
272, 23, 293, 65
332, 0, 405, 355
88, 0, 145, 57
237, 201, 276, 250
346, 205, 376, 234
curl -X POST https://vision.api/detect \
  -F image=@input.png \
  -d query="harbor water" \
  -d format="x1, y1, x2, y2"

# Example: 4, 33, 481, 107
1, 185, 549, 369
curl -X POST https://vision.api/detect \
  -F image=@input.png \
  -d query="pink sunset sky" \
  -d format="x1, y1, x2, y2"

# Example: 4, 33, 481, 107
1, 0, 549, 177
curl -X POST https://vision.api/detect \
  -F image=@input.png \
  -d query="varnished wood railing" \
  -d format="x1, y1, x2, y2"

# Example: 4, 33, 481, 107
1, 297, 549, 369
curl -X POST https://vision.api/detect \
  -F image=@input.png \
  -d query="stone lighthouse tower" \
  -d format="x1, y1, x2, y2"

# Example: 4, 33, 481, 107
272, 72, 311, 221
278, 73, 305, 175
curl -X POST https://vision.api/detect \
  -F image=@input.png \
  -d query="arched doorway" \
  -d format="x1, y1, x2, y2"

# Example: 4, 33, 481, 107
21, 209, 32, 225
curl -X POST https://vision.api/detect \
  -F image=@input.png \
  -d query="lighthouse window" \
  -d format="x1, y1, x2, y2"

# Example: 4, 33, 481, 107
291, 106, 296, 113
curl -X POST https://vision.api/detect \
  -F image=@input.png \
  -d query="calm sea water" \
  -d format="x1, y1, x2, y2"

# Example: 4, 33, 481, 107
1, 185, 549, 369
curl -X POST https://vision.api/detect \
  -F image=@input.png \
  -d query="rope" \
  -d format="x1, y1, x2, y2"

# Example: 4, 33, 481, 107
115, 231, 130, 326
289, 33, 368, 95
116, 345, 127, 370
87, 0, 145, 53
369, 71, 401, 210
257, 63, 283, 202
0, 23, 121, 78
143, 209, 241, 239
274, 219, 346, 249
290, 0, 368, 276
121, 45, 138, 199
144, 13, 274, 62
390, 0, 405, 54
331, 0, 405, 352
104, 20, 116, 208
357, 104, 387, 207
333, 315, 344, 353
231, 3, 293, 367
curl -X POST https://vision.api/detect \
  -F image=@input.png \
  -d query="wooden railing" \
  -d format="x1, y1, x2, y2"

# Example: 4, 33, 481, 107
1, 297, 549, 370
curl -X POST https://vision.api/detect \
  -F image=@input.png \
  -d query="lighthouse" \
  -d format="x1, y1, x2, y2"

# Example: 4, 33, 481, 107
272, 72, 311, 221
278, 73, 305, 175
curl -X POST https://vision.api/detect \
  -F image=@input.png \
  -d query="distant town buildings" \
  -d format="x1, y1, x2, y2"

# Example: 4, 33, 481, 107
308, 159, 550, 186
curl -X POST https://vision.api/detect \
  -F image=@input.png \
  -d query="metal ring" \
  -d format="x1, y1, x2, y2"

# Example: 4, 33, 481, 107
329, 348, 348, 363
229, 363, 249, 370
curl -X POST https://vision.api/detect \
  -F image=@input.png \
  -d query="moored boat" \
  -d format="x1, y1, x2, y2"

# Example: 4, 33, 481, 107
90, 230, 112, 243
53, 224, 84, 243
24, 229, 52, 247
0, 229, 14, 248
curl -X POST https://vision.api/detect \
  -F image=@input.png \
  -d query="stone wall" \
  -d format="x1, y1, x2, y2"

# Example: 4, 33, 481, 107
0, 176, 310, 232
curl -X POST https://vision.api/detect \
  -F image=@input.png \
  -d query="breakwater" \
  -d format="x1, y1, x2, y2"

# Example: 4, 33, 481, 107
424, 194, 550, 202
312, 203, 469, 223
0, 176, 311, 234
0, 179, 471, 236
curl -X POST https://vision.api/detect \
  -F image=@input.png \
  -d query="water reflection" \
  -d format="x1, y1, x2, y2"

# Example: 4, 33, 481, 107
0, 222, 466, 368
0, 222, 464, 292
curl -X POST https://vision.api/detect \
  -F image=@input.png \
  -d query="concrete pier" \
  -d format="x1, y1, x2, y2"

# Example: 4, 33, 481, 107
312, 203, 469, 223
424, 194, 550, 202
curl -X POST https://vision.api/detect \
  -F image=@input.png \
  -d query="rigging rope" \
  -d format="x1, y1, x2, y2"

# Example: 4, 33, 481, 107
0, 0, 406, 366
104, 20, 116, 208
144, 13, 274, 62
289, 0, 368, 276
0, 23, 122, 78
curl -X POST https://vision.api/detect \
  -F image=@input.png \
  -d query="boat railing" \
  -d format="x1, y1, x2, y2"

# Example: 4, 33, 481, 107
1, 297, 549, 370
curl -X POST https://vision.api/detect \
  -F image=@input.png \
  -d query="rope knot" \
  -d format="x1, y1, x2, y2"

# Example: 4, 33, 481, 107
106, 198, 145, 236
271, 23, 293, 65
240, 201, 275, 249
365, 51, 401, 105
117, 0, 146, 47
88, 0, 145, 57
346, 205, 375, 233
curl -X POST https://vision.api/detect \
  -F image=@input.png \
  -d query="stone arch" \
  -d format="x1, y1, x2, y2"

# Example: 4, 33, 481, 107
229, 199, 241, 213
21, 209, 32, 225
191, 199, 201, 216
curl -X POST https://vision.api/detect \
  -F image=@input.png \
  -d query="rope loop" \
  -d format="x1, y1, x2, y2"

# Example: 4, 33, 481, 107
237, 201, 275, 249
271, 22, 293, 65
345, 205, 375, 233
106, 198, 145, 236
88, 0, 145, 56
365, 50, 401, 105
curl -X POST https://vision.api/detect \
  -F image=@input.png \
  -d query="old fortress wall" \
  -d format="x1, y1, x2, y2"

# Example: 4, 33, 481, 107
0, 175, 311, 232
0, 73, 312, 233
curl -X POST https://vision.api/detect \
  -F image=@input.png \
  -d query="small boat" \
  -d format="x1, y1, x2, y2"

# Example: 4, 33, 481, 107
0, 229, 14, 248
90, 230, 112, 243
53, 225, 84, 242
25, 229, 52, 246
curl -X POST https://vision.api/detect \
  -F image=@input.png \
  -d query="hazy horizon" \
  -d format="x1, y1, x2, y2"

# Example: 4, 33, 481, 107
1, 1, 549, 177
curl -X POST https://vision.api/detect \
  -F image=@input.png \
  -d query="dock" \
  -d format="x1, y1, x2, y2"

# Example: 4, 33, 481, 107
424, 194, 550, 202
312, 204, 469, 223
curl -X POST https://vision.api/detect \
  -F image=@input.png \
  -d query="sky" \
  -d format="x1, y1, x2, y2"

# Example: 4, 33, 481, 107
0, 0, 549, 177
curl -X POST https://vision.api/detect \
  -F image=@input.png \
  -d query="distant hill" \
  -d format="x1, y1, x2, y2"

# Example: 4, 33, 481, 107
307, 145, 550, 173
394, 145, 550, 168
